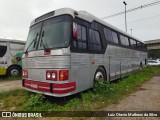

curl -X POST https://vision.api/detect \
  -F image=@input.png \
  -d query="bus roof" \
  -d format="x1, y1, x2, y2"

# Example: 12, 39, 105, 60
0, 38, 26, 44
31, 8, 143, 43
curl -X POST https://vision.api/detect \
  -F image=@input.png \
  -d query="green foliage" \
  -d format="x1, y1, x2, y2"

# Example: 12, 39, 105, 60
22, 94, 57, 111
93, 80, 111, 94
23, 94, 45, 110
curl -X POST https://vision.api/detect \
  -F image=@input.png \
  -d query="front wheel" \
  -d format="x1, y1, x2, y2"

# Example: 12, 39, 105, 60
94, 67, 106, 81
7, 66, 21, 77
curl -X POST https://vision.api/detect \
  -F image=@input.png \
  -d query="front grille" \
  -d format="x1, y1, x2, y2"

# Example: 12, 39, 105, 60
23, 56, 70, 69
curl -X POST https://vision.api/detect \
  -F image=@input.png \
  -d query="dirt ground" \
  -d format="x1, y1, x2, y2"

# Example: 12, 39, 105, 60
100, 76, 160, 120
0, 80, 22, 92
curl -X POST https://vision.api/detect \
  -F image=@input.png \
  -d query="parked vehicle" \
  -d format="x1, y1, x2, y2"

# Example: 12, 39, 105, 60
22, 8, 147, 97
0, 38, 25, 76
156, 59, 160, 63
148, 60, 160, 66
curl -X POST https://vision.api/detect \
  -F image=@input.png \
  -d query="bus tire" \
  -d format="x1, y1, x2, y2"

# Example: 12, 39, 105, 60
94, 67, 106, 81
7, 66, 21, 77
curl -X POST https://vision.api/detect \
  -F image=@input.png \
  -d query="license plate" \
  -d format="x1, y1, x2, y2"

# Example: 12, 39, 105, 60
31, 84, 38, 89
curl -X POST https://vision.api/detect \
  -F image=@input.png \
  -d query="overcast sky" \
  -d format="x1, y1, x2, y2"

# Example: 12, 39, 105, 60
0, 0, 160, 41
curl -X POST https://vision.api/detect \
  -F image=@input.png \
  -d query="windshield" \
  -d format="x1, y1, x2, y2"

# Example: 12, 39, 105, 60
24, 15, 72, 52
24, 23, 42, 52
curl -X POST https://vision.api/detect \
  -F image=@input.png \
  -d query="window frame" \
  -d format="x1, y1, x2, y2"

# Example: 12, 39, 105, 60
88, 28, 103, 51
103, 27, 120, 45
119, 34, 130, 46
72, 23, 88, 51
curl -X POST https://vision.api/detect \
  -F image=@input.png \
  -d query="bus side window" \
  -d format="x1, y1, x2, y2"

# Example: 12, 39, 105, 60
103, 28, 112, 43
137, 41, 141, 49
120, 35, 129, 46
73, 24, 87, 50
111, 31, 119, 44
130, 39, 136, 48
103, 28, 119, 45
0, 45, 7, 57
89, 29, 102, 51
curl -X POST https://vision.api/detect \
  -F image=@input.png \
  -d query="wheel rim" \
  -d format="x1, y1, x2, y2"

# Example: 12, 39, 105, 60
11, 69, 19, 76
95, 71, 104, 80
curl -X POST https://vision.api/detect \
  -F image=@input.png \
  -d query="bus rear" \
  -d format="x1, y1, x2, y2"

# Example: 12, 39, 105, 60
22, 9, 76, 97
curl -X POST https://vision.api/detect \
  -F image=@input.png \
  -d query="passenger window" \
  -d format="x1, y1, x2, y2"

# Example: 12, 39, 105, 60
77, 25, 82, 40
103, 28, 112, 43
112, 31, 119, 44
104, 28, 112, 43
104, 28, 119, 44
82, 26, 87, 41
0, 45, 7, 57
137, 41, 141, 48
125, 37, 129, 46
73, 24, 87, 50
120, 35, 129, 46
120, 35, 125, 45
77, 25, 86, 41
130, 39, 136, 48
89, 29, 102, 51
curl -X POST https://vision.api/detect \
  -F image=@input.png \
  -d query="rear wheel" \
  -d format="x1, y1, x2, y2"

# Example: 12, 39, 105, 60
94, 67, 106, 81
7, 66, 21, 77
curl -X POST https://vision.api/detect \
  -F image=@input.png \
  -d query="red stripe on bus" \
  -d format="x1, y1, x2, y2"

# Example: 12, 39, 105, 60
52, 82, 76, 94
23, 79, 76, 94
53, 87, 76, 94
52, 82, 76, 88
24, 80, 50, 87
24, 79, 50, 92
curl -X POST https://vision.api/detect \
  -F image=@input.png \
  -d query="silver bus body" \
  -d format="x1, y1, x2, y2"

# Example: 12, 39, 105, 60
22, 8, 147, 97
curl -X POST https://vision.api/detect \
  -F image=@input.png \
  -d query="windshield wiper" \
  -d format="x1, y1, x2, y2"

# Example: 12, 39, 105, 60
25, 33, 38, 54
41, 31, 49, 51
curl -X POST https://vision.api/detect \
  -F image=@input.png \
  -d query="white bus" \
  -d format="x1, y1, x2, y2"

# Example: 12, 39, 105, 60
0, 38, 25, 76
22, 8, 147, 97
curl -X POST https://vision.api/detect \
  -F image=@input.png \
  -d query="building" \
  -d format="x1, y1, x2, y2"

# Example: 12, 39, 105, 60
145, 39, 160, 58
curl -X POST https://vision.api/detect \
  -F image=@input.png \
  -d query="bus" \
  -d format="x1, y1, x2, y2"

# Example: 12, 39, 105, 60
0, 38, 25, 76
22, 8, 147, 97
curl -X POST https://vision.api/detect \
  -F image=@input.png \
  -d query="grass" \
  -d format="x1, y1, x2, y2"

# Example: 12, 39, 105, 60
0, 75, 22, 82
0, 66, 160, 111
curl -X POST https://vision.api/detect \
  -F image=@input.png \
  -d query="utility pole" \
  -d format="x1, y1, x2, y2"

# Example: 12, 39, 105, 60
123, 1, 127, 32
131, 29, 132, 35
